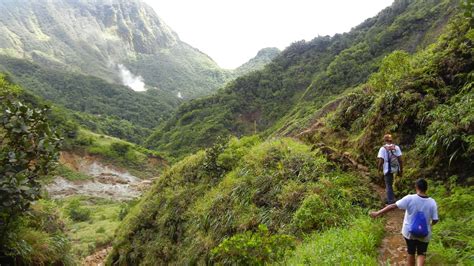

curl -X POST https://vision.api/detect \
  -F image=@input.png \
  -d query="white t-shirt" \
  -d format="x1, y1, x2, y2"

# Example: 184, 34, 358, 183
396, 194, 439, 242
377, 144, 402, 174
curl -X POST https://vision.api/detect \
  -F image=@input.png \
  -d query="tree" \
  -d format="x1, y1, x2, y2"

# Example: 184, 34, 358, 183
0, 96, 61, 236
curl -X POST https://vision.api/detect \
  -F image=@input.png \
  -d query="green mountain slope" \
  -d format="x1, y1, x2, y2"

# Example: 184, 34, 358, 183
0, 0, 231, 98
109, 13, 473, 264
234, 47, 280, 76
146, 0, 458, 159
299, 19, 474, 182
0, 56, 178, 143
108, 137, 380, 265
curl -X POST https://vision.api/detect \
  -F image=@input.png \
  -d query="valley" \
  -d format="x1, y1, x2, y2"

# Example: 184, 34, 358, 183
0, 0, 473, 265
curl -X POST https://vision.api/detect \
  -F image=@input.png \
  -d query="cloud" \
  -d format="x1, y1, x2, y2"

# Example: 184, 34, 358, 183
118, 64, 146, 92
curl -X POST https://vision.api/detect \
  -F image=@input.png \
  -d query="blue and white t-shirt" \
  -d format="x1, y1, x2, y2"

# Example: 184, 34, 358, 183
377, 144, 402, 174
396, 194, 439, 242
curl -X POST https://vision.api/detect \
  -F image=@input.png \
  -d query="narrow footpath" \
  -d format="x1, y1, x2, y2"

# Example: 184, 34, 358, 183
373, 185, 407, 265
83, 247, 111, 266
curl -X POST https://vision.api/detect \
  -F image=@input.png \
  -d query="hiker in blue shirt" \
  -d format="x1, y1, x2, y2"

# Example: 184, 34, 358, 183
370, 178, 439, 266
377, 134, 403, 204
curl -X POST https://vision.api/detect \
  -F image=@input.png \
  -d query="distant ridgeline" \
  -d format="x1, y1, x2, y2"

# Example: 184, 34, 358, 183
145, 0, 460, 159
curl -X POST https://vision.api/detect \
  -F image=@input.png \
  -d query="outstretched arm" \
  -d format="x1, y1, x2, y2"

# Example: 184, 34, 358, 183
370, 203, 398, 218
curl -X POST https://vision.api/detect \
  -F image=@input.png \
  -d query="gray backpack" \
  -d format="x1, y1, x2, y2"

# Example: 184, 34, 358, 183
384, 144, 400, 174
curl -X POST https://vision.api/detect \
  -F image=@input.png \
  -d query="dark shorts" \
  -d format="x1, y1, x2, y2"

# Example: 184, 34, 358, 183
405, 238, 429, 255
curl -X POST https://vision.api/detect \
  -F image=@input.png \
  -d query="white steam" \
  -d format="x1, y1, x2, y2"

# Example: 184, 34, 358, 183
177, 92, 183, 99
118, 64, 146, 92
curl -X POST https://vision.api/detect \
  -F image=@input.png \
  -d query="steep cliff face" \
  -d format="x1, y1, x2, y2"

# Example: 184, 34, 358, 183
0, 0, 231, 97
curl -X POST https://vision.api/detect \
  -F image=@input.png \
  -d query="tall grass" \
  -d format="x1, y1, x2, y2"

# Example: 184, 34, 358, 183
285, 216, 384, 265
426, 180, 474, 264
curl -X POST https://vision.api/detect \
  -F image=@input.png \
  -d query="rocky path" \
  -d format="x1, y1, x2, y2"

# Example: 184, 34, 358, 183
373, 185, 407, 265
83, 247, 112, 266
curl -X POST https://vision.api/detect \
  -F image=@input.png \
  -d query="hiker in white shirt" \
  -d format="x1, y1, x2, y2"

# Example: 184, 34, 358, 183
377, 134, 403, 204
370, 178, 439, 266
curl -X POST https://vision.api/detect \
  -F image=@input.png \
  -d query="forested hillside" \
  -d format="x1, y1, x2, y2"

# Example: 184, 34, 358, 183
0, 0, 231, 98
109, 1, 473, 265
0, 56, 179, 143
146, 0, 458, 159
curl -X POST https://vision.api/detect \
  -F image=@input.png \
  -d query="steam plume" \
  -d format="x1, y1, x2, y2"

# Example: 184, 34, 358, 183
118, 64, 146, 92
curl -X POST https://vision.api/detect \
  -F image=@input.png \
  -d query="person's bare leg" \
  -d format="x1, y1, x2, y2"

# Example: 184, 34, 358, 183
417, 255, 426, 266
407, 254, 415, 266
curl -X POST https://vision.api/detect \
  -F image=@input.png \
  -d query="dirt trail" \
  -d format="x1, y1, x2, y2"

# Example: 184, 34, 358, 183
373, 185, 407, 265
297, 116, 408, 265
83, 247, 111, 266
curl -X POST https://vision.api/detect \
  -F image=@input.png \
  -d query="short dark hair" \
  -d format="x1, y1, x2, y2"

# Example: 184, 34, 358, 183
415, 178, 428, 192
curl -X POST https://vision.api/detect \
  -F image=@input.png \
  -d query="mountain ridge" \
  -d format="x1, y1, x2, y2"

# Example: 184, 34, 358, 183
0, 0, 231, 98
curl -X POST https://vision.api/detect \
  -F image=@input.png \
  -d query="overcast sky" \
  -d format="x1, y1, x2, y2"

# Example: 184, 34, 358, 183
143, 0, 394, 69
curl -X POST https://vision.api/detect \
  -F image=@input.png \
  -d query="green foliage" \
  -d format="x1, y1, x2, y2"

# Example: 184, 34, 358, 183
108, 138, 378, 265
57, 196, 123, 258
70, 129, 165, 179
146, 0, 457, 159
0, 56, 178, 131
368, 50, 413, 91
211, 224, 295, 265
217, 135, 261, 170
0, 95, 61, 234
461, 0, 474, 23
234, 47, 281, 76
0, 75, 75, 264
110, 142, 132, 157
415, 84, 474, 170
2, 200, 75, 265
427, 180, 474, 264
202, 136, 229, 179
285, 216, 384, 265
52, 164, 92, 181
71, 111, 152, 144
65, 199, 91, 222
307, 17, 473, 181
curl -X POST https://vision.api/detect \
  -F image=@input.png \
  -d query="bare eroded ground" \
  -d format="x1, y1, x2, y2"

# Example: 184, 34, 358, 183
46, 152, 153, 200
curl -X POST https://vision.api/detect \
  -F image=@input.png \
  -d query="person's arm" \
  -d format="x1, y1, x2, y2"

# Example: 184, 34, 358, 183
370, 203, 398, 218
398, 155, 403, 176
377, 147, 385, 175
378, 158, 384, 174
431, 201, 439, 225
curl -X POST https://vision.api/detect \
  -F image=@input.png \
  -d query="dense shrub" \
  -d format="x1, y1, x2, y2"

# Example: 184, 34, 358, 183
66, 199, 91, 222
211, 224, 295, 265
285, 217, 384, 265
427, 179, 474, 264
2, 200, 74, 265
